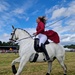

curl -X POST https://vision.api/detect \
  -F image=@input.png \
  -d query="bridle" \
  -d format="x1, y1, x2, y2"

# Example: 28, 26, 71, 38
10, 29, 18, 42
10, 28, 34, 42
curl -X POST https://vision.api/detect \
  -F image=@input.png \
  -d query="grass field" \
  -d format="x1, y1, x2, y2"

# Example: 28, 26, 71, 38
0, 52, 75, 75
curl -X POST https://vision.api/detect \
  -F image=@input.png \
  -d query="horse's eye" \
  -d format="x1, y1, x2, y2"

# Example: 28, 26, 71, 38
11, 33, 13, 35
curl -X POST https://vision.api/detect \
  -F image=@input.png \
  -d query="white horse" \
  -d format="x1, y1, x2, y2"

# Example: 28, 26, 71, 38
10, 26, 67, 75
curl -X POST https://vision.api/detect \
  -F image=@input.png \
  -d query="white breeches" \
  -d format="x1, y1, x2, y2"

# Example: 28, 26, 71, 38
36, 33, 47, 46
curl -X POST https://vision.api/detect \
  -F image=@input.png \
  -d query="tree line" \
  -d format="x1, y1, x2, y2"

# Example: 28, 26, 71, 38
64, 44, 75, 49
0, 41, 75, 49
0, 41, 18, 46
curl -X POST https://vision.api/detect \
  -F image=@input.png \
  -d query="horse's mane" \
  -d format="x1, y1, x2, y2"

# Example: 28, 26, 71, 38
17, 28, 32, 38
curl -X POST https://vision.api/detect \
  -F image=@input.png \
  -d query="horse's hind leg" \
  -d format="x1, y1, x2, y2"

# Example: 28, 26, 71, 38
11, 57, 21, 74
46, 61, 52, 75
57, 56, 67, 75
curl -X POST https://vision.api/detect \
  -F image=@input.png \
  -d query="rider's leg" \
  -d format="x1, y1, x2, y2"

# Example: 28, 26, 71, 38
34, 34, 40, 51
41, 43, 50, 61
34, 33, 47, 50
34, 38, 39, 51
39, 34, 50, 61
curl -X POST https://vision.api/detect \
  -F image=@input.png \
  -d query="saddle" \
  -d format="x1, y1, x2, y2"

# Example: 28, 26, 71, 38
44, 40, 50, 45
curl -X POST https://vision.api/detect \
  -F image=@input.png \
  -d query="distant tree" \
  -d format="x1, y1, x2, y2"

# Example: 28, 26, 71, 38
64, 44, 75, 49
0, 41, 18, 46
0, 41, 2, 46
2, 42, 7, 46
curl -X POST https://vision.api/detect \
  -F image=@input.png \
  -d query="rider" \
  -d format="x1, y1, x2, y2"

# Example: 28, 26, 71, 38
33, 16, 60, 61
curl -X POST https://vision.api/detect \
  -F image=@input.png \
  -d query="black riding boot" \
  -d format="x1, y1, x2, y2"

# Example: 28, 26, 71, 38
41, 43, 50, 61
34, 38, 39, 51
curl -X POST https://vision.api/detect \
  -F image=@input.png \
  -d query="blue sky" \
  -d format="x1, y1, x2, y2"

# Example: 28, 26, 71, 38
0, 0, 75, 45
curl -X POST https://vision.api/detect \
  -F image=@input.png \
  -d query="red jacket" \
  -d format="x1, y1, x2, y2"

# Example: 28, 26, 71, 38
36, 21, 45, 35
36, 21, 60, 43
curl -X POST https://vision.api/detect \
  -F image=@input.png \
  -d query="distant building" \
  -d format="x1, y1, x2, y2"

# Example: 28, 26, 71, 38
64, 48, 75, 52
0, 46, 18, 53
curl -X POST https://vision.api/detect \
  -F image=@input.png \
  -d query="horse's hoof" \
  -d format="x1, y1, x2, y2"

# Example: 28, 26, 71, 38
46, 73, 50, 75
12, 65, 17, 74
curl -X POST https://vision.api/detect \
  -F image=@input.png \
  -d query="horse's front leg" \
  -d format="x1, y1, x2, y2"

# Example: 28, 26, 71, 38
15, 55, 30, 75
11, 57, 21, 74
46, 61, 52, 75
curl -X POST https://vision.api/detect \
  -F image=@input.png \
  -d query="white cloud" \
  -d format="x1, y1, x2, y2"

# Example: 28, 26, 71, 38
0, 33, 10, 42
13, 0, 38, 15
11, 0, 38, 21
51, 1, 75, 19
13, 8, 24, 14
61, 34, 75, 45
0, 1, 10, 12
51, 7, 67, 19
65, 1, 75, 17
63, 0, 66, 3
25, 17, 29, 21
24, 28, 36, 35
31, 10, 39, 15
45, 1, 75, 20
45, 5, 59, 15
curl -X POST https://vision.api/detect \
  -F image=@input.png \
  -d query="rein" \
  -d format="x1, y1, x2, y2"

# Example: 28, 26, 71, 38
17, 35, 34, 42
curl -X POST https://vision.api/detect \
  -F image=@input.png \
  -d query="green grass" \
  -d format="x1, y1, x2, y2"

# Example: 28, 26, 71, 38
0, 52, 75, 75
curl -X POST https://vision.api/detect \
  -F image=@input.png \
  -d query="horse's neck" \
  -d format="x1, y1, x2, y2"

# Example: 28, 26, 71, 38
17, 30, 30, 39
16, 29, 33, 47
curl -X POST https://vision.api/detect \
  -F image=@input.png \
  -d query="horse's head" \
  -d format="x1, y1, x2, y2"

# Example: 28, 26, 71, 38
9, 26, 18, 42
9, 26, 33, 42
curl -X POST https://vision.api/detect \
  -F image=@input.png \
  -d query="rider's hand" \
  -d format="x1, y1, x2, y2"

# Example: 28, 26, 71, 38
33, 32, 37, 36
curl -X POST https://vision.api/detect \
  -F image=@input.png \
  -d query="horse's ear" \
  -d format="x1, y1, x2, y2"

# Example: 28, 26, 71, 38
12, 25, 15, 30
